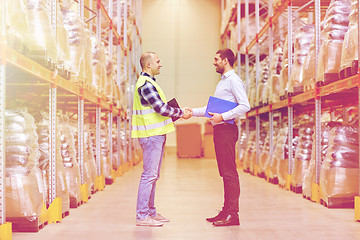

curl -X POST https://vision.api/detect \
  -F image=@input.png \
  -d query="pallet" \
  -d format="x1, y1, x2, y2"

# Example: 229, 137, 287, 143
316, 73, 339, 87
257, 172, 265, 179
290, 184, 302, 194
303, 194, 312, 201
105, 178, 114, 185
268, 177, 278, 185
280, 94, 288, 100
339, 60, 358, 80
288, 86, 304, 97
7, 34, 29, 55
8, 217, 47, 232
62, 210, 70, 219
28, 49, 56, 71
57, 65, 71, 80
69, 196, 82, 209
320, 197, 354, 209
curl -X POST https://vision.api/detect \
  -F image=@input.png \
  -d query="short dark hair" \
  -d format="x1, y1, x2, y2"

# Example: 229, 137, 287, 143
216, 48, 236, 67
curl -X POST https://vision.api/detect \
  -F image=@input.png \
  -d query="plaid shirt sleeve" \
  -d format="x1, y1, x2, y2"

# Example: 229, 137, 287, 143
138, 81, 184, 118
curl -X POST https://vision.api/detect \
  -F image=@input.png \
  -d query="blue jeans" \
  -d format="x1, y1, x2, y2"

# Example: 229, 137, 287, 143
136, 134, 166, 220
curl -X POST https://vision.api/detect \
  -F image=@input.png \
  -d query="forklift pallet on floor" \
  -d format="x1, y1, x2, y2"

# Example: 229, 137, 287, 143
8, 217, 47, 233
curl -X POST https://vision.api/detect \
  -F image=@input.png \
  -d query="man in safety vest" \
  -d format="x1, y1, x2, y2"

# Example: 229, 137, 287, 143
132, 52, 191, 227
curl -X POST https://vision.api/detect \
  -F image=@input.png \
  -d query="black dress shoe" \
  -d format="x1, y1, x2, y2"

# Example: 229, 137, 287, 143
206, 211, 226, 222
212, 214, 240, 227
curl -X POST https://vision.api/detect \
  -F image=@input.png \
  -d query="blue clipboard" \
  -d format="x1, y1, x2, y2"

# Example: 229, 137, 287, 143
205, 96, 238, 124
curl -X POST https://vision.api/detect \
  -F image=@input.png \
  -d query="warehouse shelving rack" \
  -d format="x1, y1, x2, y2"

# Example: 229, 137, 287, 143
221, 0, 360, 220
0, 0, 142, 237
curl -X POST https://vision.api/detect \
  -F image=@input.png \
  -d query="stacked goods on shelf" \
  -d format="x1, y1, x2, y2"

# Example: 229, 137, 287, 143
83, 125, 97, 194
59, 117, 81, 208
277, 124, 299, 187
5, 0, 31, 53
91, 36, 107, 95
100, 124, 113, 184
61, 6, 93, 87
56, 4, 71, 76
269, 46, 283, 103
279, 36, 290, 98
36, 112, 70, 214
256, 56, 270, 106
248, 66, 256, 108
269, 125, 287, 183
242, 131, 256, 172
105, 53, 115, 100
258, 132, 270, 177
288, 24, 314, 95
112, 124, 119, 170
220, 0, 237, 35
5, 109, 46, 231
26, 0, 57, 67
291, 113, 314, 192
320, 115, 359, 208
236, 124, 248, 167
302, 112, 332, 199
302, 32, 323, 91
340, 0, 358, 78
316, 0, 351, 85
250, 123, 268, 174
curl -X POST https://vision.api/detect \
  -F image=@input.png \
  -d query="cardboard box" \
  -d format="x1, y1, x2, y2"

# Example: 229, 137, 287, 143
176, 123, 202, 158
203, 133, 216, 159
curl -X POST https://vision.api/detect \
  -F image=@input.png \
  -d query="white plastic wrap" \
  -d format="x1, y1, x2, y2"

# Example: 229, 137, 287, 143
5, 109, 45, 221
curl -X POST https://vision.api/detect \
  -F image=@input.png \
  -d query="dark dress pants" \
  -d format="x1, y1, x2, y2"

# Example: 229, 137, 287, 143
213, 123, 240, 215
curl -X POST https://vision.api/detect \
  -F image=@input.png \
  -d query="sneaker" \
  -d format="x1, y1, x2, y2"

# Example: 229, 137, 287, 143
136, 216, 164, 227
152, 213, 170, 222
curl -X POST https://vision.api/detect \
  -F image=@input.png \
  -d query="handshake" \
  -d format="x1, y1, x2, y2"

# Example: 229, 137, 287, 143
182, 107, 193, 120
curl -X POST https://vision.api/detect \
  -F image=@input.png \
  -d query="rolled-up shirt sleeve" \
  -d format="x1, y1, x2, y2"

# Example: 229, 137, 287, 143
139, 81, 184, 118
221, 79, 250, 121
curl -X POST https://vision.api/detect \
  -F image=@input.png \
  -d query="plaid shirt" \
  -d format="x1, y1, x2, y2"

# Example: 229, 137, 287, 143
138, 72, 183, 118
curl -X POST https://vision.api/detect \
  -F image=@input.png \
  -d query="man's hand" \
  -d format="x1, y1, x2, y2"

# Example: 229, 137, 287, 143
208, 112, 223, 123
182, 107, 193, 119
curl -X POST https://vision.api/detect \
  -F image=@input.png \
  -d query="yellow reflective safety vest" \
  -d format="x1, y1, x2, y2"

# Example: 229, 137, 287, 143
131, 75, 175, 138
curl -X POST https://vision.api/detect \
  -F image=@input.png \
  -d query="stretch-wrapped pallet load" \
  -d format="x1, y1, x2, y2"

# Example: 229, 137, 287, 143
84, 125, 97, 194
100, 124, 113, 183
56, 4, 71, 74
105, 53, 115, 100
242, 131, 256, 173
5, 0, 32, 53
340, 0, 358, 78
248, 66, 257, 108
291, 114, 314, 192
269, 126, 288, 183
277, 125, 299, 187
91, 36, 106, 93
259, 132, 270, 177
256, 56, 270, 106
5, 109, 46, 230
26, 0, 57, 66
302, 113, 333, 199
288, 25, 314, 95
36, 112, 70, 214
61, 6, 86, 85
269, 46, 283, 103
317, 0, 351, 85
73, 125, 92, 197
320, 123, 359, 208
59, 117, 81, 208
279, 36, 290, 97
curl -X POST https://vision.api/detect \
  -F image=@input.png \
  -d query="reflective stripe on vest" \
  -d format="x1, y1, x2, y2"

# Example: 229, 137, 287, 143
132, 108, 156, 115
132, 118, 173, 131
131, 75, 175, 138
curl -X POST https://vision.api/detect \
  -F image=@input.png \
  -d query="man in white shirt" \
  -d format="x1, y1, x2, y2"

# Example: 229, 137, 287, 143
187, 48, 250, 226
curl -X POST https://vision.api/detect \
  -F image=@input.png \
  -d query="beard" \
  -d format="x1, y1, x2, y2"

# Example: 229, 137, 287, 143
215, 65, 224, 74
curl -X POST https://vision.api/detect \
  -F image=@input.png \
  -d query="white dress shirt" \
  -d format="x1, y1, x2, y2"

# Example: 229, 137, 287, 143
192, 69, 250, 125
